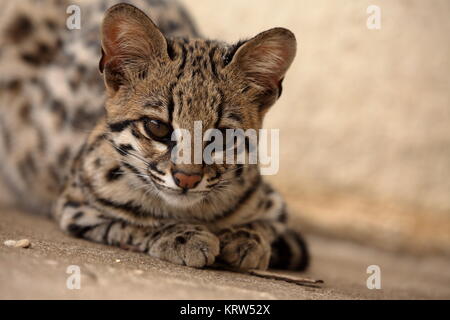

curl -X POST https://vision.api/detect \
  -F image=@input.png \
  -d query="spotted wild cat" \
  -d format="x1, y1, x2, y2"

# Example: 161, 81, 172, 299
0, 0, 308, 270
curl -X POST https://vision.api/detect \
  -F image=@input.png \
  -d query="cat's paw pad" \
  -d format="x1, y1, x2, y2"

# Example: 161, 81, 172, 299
149, 225, 220, 268
218, 229, 271, 270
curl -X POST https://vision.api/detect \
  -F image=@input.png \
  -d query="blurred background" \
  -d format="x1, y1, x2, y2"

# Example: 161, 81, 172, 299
180, 0, 450, 256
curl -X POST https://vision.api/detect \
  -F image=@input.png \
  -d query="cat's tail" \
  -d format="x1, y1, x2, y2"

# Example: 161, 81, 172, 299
269, 229, 310, 271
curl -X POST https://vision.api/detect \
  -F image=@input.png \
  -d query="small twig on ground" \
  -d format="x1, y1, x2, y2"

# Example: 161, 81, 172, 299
248, 269, 324, 287
212, 264, 324, 288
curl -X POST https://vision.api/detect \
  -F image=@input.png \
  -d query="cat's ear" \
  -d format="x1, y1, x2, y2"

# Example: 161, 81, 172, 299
228, 28, 296, 104
99, 3, 169, 93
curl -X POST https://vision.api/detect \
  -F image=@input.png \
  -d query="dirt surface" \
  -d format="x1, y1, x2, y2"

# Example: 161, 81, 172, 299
1, 209, 449, 300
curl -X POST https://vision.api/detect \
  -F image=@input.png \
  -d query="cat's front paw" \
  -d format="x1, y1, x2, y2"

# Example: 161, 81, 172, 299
218, 228, 271, 270
148, 225, 220, 268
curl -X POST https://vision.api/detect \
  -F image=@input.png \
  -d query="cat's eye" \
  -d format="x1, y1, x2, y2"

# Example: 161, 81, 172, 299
143, 119, 172, 141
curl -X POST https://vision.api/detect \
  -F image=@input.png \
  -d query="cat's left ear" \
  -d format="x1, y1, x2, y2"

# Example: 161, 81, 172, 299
99, 3, 170, 93
227, 28, 296, 105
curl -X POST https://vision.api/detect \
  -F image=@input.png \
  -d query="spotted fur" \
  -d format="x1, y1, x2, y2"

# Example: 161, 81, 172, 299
0, 0, 308, 270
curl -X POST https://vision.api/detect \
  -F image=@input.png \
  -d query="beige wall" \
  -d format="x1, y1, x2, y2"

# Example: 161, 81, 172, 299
181, 0, 450, 255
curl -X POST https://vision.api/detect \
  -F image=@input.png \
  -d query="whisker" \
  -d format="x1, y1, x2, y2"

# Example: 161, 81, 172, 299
106, 139, 151, 165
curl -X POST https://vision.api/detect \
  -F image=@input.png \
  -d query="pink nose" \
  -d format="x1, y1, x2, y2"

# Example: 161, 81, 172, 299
173, 171, 202, 189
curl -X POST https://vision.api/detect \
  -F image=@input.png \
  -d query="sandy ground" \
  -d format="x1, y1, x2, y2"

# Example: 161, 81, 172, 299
1, 209, 449, 300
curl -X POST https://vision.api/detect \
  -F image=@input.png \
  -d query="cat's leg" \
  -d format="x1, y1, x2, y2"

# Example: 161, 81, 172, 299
269, 228, 309, 271
216, 223, 272, 270
216, 220, 309, 271
54, 195, 220, 268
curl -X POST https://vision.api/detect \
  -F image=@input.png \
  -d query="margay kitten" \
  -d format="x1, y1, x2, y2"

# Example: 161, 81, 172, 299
0, 0, 308, 270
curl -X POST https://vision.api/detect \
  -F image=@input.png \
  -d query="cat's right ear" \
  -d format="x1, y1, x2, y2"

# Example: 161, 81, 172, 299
99, 3, 169, 94
226, 28, 297, 110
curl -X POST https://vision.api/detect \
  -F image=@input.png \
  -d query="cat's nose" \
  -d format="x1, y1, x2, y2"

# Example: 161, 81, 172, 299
172, 171, 202, 190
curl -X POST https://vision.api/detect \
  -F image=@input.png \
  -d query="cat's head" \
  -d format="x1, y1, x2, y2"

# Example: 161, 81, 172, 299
99, 3, 296, 207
